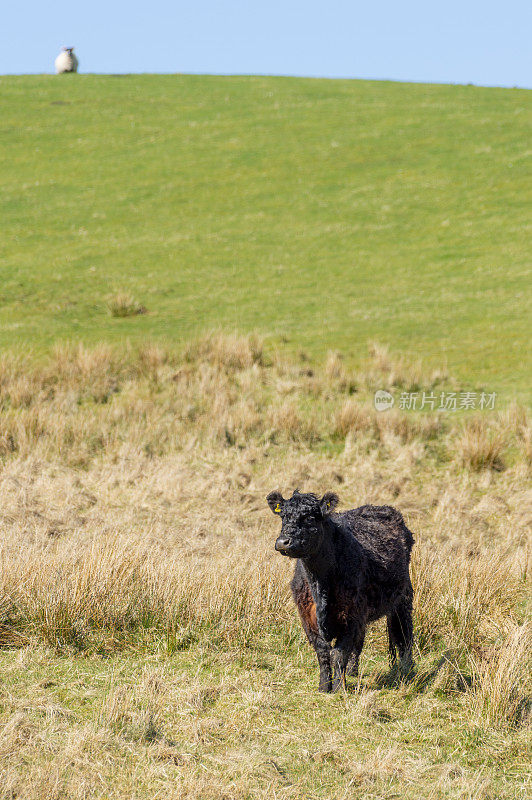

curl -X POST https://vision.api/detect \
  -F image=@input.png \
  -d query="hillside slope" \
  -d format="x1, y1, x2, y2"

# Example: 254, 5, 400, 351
0, 75, 530, 398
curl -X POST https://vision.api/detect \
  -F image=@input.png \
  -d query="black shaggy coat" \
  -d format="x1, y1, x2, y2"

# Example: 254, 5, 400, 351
268, 491, 415, 692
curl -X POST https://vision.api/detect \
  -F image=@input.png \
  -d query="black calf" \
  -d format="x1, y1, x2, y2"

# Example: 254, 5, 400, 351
268, 490, 415, 692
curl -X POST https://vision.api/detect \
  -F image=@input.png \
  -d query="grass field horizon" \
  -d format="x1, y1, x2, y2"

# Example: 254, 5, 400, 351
1, 75, 530, 400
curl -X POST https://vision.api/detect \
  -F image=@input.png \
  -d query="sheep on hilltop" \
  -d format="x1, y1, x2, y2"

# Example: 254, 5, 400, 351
55, 47, 78, 74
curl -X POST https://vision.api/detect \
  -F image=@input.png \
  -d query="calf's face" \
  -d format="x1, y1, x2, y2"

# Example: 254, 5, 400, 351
267, 490, 339, 558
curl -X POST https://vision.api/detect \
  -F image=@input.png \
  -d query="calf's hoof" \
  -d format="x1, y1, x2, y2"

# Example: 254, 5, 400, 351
331, 668, 347, 693
331, 679, 346, 693
400, 655, 415, 678
346, 656, 359, 677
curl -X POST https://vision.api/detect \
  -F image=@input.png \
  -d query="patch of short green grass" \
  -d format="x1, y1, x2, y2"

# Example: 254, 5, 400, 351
1, 637, 529, 800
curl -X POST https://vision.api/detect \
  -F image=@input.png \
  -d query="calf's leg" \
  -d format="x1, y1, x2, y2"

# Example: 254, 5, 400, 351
305, 627, 332, 692
315, 638, 333, 692
387, 595, 414, 675
296, 596, 332, 692
331, 626, 363, 692
346, 627, 366, 677
386, 615, 398, 667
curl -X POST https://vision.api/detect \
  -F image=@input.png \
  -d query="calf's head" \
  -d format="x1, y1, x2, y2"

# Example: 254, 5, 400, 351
267, 490, 339, 558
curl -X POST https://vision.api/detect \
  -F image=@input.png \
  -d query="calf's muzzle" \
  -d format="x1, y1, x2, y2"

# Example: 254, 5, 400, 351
275, 535, 295, 556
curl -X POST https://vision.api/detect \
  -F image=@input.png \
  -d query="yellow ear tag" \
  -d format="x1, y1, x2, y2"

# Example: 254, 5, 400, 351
327, 502, 331, 509
274, 503, 281, 513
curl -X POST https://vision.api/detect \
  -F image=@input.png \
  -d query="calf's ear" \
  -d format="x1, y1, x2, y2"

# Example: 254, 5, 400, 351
320, 492, 339, 515
267, 491, 285, 514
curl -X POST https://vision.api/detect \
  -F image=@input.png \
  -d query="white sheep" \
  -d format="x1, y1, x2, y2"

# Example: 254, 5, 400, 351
55, 47, 79, 74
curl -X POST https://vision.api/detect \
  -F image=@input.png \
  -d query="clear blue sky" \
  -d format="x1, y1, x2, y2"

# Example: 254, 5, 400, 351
1, 0, 530, 87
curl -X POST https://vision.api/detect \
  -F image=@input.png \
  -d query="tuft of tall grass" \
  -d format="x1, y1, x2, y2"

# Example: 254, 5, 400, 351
455, 417, 506, 471
468, 623, 531, 728
366, 342, 447, 393
183, 331, 264, 370
334, 400, 371, 438
107, 293, 147, 318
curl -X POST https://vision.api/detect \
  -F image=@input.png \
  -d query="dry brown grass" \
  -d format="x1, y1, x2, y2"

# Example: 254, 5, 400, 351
468, 623, 531, 728
334, 399, 371, 438
367, 341, 449, 392
0, 336, 530, 799
455, 417, 506, 471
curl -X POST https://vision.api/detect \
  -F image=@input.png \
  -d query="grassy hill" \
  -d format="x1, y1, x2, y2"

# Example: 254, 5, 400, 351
0, 77, 530, 799
0, 75, 530, 400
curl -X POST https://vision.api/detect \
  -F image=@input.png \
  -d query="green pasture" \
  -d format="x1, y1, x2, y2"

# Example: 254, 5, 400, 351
0, 75, 530, 399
